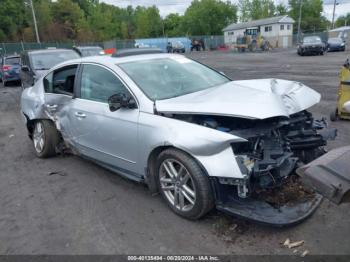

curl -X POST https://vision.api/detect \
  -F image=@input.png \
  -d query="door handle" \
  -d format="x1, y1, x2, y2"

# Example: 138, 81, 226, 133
75, 112, 86, 118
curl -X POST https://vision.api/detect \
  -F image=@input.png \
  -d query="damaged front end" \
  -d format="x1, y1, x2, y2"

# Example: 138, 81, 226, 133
172, 110, 338, 226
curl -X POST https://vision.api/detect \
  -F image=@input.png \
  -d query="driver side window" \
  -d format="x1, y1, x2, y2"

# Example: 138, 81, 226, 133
80, 64, 129, 103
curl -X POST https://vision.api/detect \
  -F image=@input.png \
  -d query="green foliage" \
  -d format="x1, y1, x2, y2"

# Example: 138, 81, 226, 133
288, 0, 329, 32
134, 6, 163, 38
238, 0, 284, 22
335, 13, 350, 28
182, 0, 237, 35
0, 0, 27, 41
276, 3, 288, 16
164, 14, 184, 37
0, 0, 332, 42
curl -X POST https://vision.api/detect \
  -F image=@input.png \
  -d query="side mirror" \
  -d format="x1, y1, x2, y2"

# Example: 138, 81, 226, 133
21, 65, 29, 72
108, 93, 137, 112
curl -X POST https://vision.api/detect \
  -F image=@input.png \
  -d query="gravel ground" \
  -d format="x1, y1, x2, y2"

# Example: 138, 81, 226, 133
0, 49, 349, 255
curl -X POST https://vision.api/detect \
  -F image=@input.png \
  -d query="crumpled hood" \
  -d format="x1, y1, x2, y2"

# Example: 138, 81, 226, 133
155, 79, 321, 119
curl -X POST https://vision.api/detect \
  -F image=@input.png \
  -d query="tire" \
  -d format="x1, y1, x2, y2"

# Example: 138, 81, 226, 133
156, 148, 214, 220
32, 120, 60, 158
330, 109, 338, 122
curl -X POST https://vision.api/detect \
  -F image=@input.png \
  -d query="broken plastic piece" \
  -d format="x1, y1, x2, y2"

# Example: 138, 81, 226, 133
296, 146, 350, 204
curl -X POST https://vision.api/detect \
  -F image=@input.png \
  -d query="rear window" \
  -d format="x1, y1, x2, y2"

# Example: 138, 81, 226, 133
5, 57, 20, 65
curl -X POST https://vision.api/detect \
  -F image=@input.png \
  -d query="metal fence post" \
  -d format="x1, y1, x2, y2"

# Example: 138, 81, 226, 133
2, 43, 6, 55
21, 41, 25, 51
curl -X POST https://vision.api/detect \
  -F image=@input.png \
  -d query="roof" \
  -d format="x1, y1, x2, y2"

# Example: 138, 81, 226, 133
74, 46, 103, 50
329, 26, 350, 32
27, 48, 75, 54
4, 55, 20, 58
55, 53, 187, 69
112, 48, 164, 58
223, 15, 295, 32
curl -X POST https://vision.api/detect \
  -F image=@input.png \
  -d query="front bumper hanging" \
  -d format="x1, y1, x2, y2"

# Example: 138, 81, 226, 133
214, 146, 350, 227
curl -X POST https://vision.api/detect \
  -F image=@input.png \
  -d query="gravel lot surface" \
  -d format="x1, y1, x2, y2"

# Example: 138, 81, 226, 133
0, 49, 349, 255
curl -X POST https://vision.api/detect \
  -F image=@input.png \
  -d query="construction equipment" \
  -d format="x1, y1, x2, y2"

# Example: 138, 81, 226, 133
235, 31, 271, 52
330, 59, 350, 121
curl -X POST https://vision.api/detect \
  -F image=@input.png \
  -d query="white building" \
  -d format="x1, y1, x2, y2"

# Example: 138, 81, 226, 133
223, 15, 295, 48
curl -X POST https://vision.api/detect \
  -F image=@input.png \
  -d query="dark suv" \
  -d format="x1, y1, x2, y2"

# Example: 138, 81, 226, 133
20, 48, 80, 88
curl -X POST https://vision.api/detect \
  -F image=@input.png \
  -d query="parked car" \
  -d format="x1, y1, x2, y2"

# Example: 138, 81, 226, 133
297, 36, 326, 56
21, 50, 340, 226
0, 55, 21, 86
171, 41, 186, 53
73, 46, 104, 57
327, 37, 346, 52
20, 48, 80, 88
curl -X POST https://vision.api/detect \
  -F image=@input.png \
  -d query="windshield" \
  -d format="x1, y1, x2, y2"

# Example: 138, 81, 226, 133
79, 47, 103, 57
31, 51, 80, 70
119, 57, 230, 100
328, 38, 342, 43
303, 36, 322, 43
5, 57, 20, 65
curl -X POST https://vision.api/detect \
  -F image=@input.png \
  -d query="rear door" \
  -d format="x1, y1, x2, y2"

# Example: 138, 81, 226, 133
43, 64, 82, 146
71, 63, 140, 178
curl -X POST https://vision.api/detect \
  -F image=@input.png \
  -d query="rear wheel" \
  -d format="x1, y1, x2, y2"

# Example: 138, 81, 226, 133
32, 120, 60, 158
156, 149, 214, 220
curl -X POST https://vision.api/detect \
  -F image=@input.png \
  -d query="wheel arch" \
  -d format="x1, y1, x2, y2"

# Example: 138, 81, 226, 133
146, 145, 210, 194
23, 114, 56, 139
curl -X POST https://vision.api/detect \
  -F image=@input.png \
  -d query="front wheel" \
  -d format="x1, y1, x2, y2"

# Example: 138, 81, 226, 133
32, 120, 60, 158
156, 149, 214, 220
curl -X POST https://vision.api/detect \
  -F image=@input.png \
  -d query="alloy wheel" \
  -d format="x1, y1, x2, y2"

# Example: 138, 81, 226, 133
159, 159, 196, 212
33, 122, 45, 153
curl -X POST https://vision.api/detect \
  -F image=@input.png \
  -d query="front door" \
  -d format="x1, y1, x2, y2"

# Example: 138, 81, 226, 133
72, 63, 140, 178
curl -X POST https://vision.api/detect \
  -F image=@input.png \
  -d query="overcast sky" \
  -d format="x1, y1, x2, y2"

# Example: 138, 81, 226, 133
101, 0, 350, 21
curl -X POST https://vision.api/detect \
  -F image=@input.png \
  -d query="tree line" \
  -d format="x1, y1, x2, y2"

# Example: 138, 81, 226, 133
0, 0, 344, 42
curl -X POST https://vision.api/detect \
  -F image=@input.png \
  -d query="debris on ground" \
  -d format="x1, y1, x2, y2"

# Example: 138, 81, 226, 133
283, 238, 305, 249
8, 134, 14, 138
301, 250, 309, 257
48, 171, 67, 177
212, 214, 250, 243
255, 175, 315, 208
288, 240, 305, 249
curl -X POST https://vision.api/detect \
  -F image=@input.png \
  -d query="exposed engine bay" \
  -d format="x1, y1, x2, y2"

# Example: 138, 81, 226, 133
165, 110, 337, 200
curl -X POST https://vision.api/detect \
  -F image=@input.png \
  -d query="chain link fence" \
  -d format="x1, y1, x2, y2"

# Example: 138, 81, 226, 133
0, 35, 225, 56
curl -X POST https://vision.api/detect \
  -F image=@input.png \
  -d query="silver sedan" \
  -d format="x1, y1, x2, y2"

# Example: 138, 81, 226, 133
21, 51, 336, 225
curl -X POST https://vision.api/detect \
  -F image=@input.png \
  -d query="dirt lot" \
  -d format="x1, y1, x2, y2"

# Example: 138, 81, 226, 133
0, 49, 349, 255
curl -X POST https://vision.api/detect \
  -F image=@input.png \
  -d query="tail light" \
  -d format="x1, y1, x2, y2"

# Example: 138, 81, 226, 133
2, 65, 11, 71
